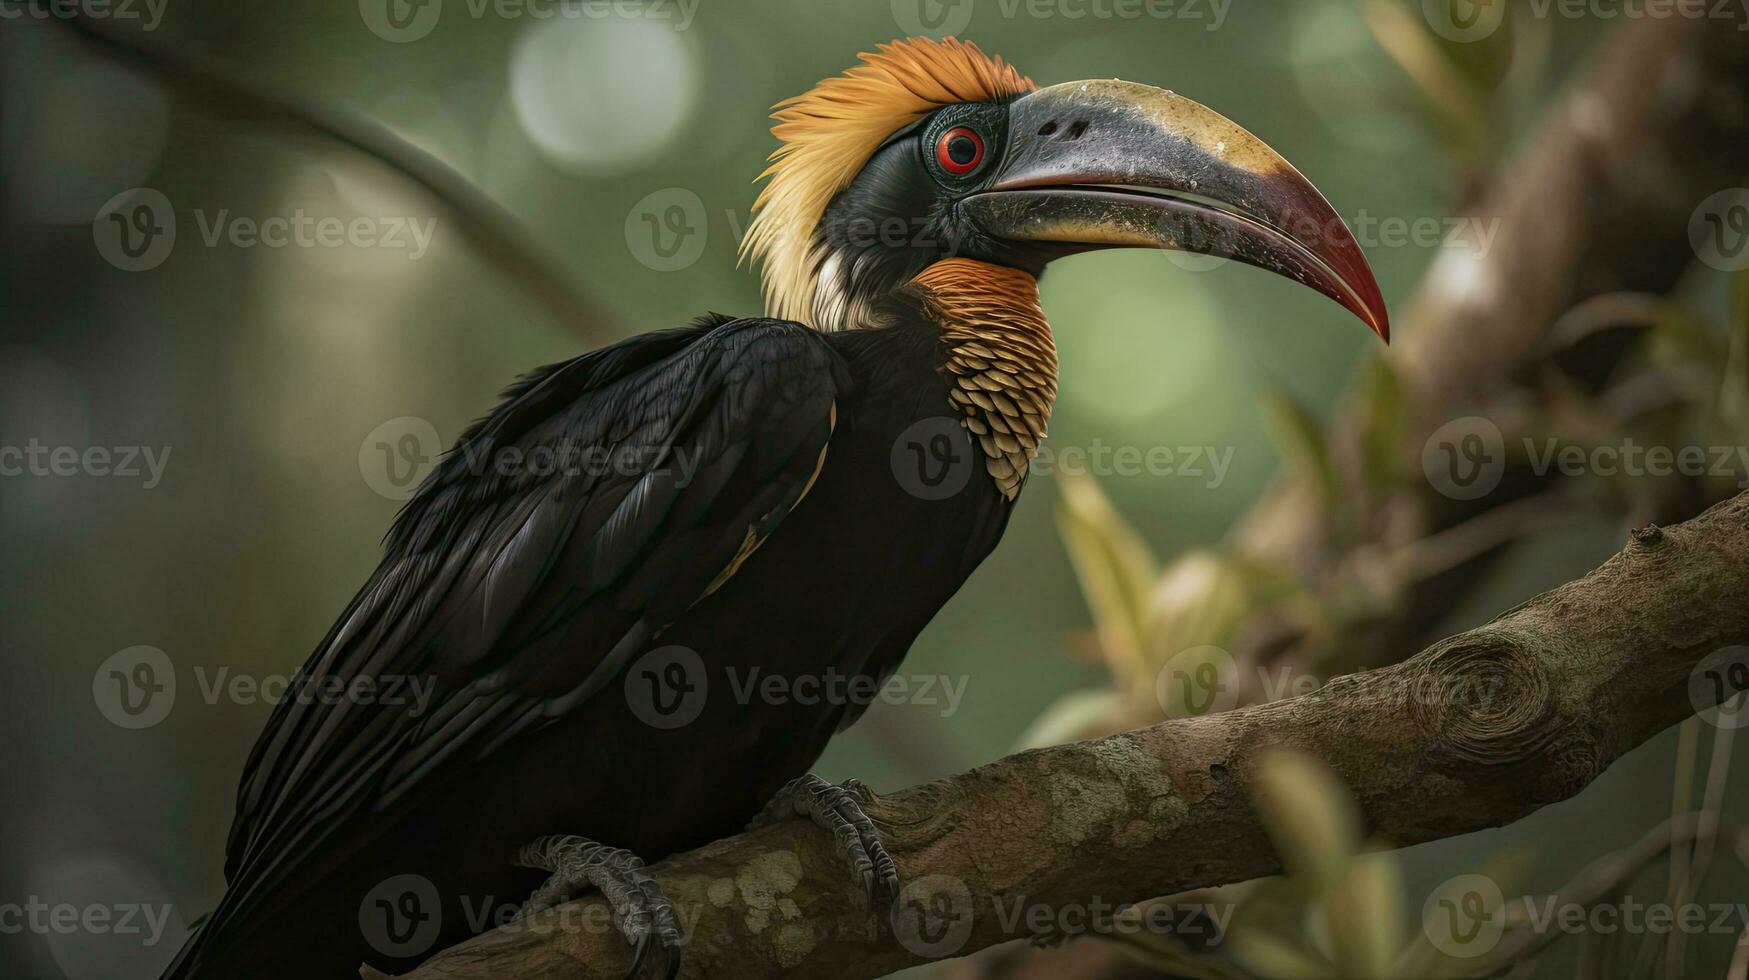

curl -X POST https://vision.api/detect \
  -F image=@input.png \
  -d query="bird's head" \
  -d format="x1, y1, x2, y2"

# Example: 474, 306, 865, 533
740, 37, 1388, 341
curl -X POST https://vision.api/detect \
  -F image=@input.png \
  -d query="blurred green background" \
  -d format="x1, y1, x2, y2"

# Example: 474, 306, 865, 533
2, 1, 1743, 977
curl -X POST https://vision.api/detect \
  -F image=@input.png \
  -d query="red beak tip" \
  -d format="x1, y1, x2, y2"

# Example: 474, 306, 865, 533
1344, 296, 1390, 344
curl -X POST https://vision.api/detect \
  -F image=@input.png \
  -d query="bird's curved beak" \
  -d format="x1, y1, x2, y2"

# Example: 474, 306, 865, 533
964, 79, 1390, 342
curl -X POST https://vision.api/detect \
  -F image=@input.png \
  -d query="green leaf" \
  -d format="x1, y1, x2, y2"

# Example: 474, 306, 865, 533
1356, 0, 1501, 176
1250, 750, 1361, 895
1262, 391, 1337, 512
1355, 356, 1406, 499
1229, 924, 1338, 979
1144, 550, 1252, 679
1324, 847, 1408, 978
1055, 473, 1158, 683
1393, 850, 1531, 978
1012, 689, 1129, 750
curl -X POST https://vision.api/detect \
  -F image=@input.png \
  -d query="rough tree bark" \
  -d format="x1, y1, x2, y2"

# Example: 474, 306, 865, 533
394, 492, 1749, 980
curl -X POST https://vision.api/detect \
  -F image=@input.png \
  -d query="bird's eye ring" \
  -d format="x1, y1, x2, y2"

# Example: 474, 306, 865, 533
935, 126, 985, 176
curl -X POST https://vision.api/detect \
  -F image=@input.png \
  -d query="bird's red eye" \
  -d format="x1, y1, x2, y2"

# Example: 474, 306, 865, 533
935, 126, 985, 176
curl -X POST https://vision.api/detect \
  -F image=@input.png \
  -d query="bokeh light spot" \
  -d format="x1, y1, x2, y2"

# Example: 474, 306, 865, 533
509, 17, 698, 176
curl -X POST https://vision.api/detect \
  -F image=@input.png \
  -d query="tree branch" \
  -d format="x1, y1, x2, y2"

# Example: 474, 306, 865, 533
399, 492, 1749, 979
1490, 811, 1749, 969
974, 13, 1749, 978
50, 11, 623, 343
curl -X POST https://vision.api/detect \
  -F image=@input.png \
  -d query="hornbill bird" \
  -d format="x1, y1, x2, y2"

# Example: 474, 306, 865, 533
165, 37, 1388, 979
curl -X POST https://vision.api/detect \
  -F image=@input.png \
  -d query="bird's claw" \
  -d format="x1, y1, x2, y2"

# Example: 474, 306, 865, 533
630, 928, 681, 980
750, 773, 900, 910
513, 834, 682, 979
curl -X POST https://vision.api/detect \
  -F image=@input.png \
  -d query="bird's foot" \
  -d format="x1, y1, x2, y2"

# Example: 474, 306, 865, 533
512, 834, 681, 980
749, 773, 900, 910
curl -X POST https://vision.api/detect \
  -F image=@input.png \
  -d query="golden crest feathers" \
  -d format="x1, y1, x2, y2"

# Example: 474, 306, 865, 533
739, 37, 1034, 327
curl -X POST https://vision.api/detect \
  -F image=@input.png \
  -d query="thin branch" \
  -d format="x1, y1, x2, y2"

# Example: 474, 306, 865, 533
400, 491, 1749, 980
1488, 812, 1749, 972
1656, 717, 1739, 977
1395, 486, 1593, 581
49, 11, 622, 343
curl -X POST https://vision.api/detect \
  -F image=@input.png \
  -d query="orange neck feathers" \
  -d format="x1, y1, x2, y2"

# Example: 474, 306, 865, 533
913, 259, 1057, 499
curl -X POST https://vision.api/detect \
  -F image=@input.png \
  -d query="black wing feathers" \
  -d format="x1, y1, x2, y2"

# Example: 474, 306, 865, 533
214, 317, 843, 936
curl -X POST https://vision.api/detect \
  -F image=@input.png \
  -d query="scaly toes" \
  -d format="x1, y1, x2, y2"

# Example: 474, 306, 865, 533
621, 874, 682, 979
513, 834, 683, 977
830, 790, 899, 908
754, 774, 901, 910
